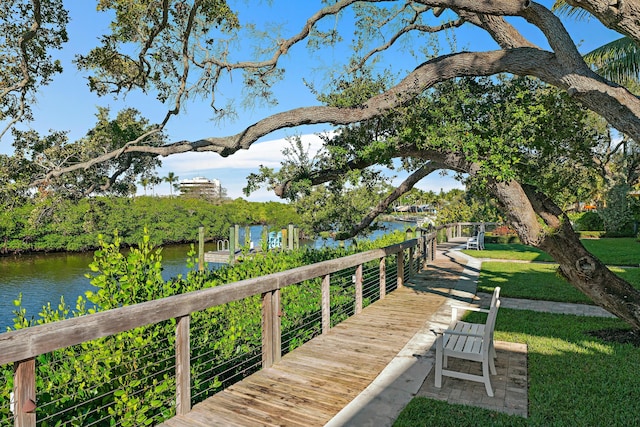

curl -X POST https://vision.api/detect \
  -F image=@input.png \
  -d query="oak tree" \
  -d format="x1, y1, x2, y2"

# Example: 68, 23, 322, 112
5, 1, 640, 327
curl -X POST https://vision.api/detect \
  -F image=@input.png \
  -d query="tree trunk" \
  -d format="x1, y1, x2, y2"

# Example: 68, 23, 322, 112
489, 179, 640, 330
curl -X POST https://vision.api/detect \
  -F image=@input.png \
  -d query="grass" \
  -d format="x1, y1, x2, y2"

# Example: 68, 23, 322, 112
461, 237, 640, 266
461, 243, 554, 262
477, 262, 640, 304
581, 238, 640, 266
394, 309, 640, 426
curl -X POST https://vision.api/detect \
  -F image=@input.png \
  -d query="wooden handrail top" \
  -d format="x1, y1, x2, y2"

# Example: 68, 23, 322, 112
0, 236, 432, 365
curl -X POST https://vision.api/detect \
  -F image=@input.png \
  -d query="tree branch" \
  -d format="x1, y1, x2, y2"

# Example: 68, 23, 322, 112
565, 0, 640, 42
337, 162, 444, 239
32, 128, 162, 186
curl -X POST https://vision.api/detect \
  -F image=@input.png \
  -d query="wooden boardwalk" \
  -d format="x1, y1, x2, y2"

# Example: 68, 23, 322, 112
158, 245, 467, 427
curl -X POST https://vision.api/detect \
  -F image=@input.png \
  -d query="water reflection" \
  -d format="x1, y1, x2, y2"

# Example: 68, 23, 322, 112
0, 222, 412, 331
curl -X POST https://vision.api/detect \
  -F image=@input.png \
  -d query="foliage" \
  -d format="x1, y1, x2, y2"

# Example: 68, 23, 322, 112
77, 0, 240, 103
0, 196, 299, 254
484, 234, 521, 244
247, 75, 606, 239
599, 182, 638, 236
1, 227, 407, 425
0, 0, 68, 139
395, 309, 640, 427
568, 211, 604, 231
7, 107, 166, 201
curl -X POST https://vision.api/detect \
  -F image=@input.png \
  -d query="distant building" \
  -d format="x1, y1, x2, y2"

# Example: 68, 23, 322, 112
179, 177, 224, 199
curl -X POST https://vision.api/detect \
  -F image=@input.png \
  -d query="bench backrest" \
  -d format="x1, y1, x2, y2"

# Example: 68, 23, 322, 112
490, 286, 500, 308
483, 299, 501, 352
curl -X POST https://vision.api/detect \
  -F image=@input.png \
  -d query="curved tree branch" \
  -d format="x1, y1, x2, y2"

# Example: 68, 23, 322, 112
337, 162, 444, 239
34, 43, 640, 185
565, 0, 640, 42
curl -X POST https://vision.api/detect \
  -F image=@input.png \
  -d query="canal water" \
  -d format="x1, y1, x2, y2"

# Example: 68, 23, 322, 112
0, 222, 413, 331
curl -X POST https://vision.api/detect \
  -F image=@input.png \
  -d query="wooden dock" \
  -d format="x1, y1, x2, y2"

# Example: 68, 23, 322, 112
204, 248, 263, 264
157, 266, 457, 427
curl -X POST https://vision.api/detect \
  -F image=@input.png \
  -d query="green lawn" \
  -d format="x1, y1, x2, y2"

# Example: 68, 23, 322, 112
477, 261, 640, 304
461, 237, 640, 266
461, 243, 554, 262
394, 309, 640, 426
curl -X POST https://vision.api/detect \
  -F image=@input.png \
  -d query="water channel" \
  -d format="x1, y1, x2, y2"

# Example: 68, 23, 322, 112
0, 222, 412, 331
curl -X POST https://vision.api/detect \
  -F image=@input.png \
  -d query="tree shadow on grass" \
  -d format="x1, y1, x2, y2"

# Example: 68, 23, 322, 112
480, 308, 640, 426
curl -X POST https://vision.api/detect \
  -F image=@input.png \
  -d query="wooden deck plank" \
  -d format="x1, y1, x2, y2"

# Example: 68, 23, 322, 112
272, 359, 372, 391
256, 366, 356, 402
222, 382, 332, 424
188, 398, 279, 427
155, 267, 455, 427
212, 391, 315, 427
157, 416, 211, 427
240, 375, 342, 415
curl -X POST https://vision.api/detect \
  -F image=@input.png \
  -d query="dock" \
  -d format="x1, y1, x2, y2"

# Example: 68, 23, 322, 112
203, 248, 263, 264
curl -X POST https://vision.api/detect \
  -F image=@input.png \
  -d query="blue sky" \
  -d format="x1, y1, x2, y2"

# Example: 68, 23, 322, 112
3, 1, 622, 201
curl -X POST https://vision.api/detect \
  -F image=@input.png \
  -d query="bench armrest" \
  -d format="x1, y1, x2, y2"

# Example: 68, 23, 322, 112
431, 328, 483, 339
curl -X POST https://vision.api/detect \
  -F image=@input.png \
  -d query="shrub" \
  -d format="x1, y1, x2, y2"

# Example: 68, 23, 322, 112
485, 234, 521, 244
569, 211, 604, 232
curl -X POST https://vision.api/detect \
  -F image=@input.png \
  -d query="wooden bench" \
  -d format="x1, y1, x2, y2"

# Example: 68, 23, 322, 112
434, 287, 501, 396
466, 231, 485, 250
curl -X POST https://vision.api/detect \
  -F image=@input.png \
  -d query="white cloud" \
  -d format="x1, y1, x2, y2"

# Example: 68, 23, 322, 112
151, 131, 464, 200
152, 133, 327, 200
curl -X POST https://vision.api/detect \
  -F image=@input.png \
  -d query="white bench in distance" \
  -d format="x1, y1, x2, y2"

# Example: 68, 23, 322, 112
434, 287, 501, 396
466, 231, 485, 250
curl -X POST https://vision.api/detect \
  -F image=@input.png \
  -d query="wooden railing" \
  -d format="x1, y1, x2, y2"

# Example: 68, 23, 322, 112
0, 228, 447, 427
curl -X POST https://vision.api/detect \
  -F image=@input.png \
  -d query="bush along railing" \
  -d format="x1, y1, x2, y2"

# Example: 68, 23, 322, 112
0, 228, 438, 427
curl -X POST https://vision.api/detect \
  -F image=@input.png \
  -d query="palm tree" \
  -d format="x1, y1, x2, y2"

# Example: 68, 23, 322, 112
139, 177, 150, 196
164, 172, 179, 197
553, 1, 640, 87
149, 175, 162, 196
583, 37, 640, 88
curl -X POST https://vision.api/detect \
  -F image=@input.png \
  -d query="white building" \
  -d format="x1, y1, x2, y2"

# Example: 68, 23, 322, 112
179, 177, 224, 198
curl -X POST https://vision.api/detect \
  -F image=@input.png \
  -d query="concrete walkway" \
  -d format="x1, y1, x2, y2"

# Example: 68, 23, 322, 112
325, 239, 615, 426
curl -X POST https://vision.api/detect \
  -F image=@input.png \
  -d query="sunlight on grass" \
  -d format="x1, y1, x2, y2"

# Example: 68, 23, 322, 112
477, 262, 640, 304
581, 238, 640, 266
394, 309, 640, 426
461, 243, 553, 262
462, 238, 640, 266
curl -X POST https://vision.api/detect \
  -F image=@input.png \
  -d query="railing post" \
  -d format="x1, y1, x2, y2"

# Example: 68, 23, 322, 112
422, 236, 429, 270
431, 236, 437, 263
175, 315, 191, 416
198, 226, 205, 272
409, 246, 415, 278
262, 289, 281, 368
355, 264, 363, 314
262, 225, 268, 250
229, 226, 236, 264
397, 250, 404, 288
14, 358, 36, 427
287, 224, 294, 250
321, 274, 330, 334
379, 257, 386, 299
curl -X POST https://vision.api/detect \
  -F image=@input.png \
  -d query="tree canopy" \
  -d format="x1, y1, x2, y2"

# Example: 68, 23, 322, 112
5, 1, 640, 328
